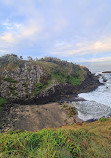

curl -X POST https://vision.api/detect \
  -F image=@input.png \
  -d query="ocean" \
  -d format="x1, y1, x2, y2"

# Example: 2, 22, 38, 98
72, 63, 111, 121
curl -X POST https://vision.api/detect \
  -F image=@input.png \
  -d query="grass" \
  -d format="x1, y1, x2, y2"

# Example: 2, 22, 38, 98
62, 118, 111, 158
66, 76, 82, 85
0, 118, 111, 158
0, 129, 79, 158
50, 66, 83, 86
34, 66, 84, 94
35, 59, 84, 86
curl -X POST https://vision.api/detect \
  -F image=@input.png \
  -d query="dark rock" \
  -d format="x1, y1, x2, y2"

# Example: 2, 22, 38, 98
7, 70, 101, 105
86, 119, 97, 123
102, 71, 111, 73
102, 76, 107, 82
108, 113, 111, 117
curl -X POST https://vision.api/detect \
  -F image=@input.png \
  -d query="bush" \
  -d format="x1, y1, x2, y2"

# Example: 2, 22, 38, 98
4, 77, 17, 83
0, 97, 7, 111
34, 82, 47, 93
99, 117, 109, 122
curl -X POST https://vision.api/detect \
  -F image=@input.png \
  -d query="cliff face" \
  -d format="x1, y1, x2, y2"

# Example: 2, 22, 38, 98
0, 62, 43, 99
0, 55, 100, 104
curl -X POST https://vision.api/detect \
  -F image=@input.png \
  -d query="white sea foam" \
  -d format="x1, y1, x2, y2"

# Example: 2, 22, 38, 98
72, 73, 111, 121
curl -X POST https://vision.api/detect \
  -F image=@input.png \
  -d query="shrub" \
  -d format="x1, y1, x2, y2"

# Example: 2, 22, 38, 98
99, 117, 109, 122
4, 77, 17, 83
0, 97, 7, 111
61, 103, 77, 117
34, 82, 47, 93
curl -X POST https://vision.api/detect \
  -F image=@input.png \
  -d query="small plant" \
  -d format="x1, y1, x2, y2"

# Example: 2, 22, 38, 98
0, 97, 7, 111
61, 103, 77, 118
12, 91, 18, 96
27, 67, 31, 72
4, 77, 17, 83
8, 85, 16, 90
99, 117, 109, 122
51, 68, 67, 84
66, 76, 82, 85
22, 83, 27, 87
34, 82, 47, 93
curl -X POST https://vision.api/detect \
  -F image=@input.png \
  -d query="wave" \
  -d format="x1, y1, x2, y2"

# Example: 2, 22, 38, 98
72, 73, 111, 121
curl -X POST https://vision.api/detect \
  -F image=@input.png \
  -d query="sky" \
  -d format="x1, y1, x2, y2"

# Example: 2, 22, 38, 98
0, 0, 111, 63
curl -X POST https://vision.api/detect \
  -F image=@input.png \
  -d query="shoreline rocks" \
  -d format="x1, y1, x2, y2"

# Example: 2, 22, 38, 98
7, 71, 102, 105
102, 71, 111, 73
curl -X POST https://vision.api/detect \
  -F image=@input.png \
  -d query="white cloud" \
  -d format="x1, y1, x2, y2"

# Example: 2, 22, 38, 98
0, 49, 11, 56
21, 20, 42, 38
80, 56, 111, 63
52, 36, 111, 56
0, 0, 46, 56
0, 19, 43, 45
54, 18, 68, 32
0, 33, 15, 43
2, 20, 22, 31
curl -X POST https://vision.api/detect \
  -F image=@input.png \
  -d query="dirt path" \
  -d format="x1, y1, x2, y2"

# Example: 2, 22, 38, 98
0, 103, 83, 132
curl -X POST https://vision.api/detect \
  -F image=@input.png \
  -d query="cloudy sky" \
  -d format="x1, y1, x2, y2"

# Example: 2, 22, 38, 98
0, 0, 111, 63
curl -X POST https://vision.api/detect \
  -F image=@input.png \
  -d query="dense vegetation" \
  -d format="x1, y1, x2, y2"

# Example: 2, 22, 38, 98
36, 57, 85, 86
0, 118, 111, 158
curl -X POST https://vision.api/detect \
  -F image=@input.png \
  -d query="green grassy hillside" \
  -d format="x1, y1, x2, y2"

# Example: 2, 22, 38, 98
0, 118, 111, 158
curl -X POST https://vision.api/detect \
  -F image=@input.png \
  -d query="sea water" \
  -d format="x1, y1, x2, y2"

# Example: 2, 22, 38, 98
72, 64, 111, 121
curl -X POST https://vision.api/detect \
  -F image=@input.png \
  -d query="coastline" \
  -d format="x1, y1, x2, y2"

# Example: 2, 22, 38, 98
0, 71, 102, 132
7, 71, 102, 105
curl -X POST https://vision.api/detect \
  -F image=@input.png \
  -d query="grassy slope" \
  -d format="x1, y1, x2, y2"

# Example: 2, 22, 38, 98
0, 118, 111, 158
0, 55, 86, 87
32, 60, 86, 93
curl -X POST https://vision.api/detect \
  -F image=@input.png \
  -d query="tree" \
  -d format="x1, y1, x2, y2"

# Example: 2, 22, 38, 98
27, 56, 33, 61
20, 56, 23, 60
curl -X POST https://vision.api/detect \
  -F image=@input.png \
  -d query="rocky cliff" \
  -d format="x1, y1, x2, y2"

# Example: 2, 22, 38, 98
0, 54, 101, 104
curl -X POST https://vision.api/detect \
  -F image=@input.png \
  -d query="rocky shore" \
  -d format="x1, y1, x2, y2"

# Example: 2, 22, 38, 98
0, 71, 101, 132
102, 71, 111, 73
0, 55, 103, 132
